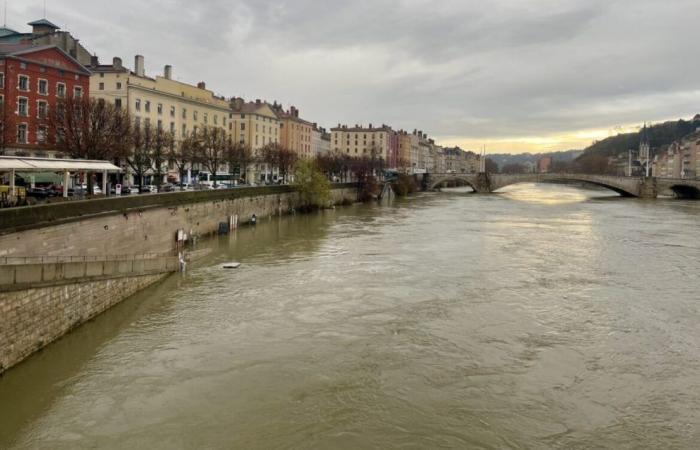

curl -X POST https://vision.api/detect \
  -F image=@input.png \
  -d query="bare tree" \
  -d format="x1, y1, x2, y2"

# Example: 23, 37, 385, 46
168, 132, 199, 190
261, 143, 297, 183
127, 122, 153, 191
151, 126, 172, 191
225, 139, 253, 184
49, 97, 132, 192
195, 126, 227, 188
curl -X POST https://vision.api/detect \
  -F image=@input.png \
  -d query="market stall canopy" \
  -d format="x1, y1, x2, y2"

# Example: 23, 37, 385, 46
0, 156, 121, 173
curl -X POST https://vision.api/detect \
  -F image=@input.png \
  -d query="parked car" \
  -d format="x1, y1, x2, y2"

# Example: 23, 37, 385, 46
27, 187, 53, 199
161, 184, 176, 192
139, 185, 158, 194
109, 185, 132, 195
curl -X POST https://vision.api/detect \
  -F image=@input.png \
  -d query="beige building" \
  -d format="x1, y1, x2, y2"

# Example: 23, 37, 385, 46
89, 55, 230, 183
229, 98, 280, 152
330, 124, 393, 161
229, 98, 283, 183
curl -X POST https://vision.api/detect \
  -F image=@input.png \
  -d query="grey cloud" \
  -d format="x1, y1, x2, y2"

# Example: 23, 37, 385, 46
7, 0, 700, 151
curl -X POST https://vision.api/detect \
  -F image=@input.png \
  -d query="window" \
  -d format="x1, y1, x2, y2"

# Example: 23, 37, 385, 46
145, 118, 151, 128
182, 124, 187, 137
134, 117, 141, 129
157, 103, 163, 115
135, 99, 141, 111
38, 79, 48, 95
193, 111, 198, 121
223, 117, 227, 127
56, 83, 66, 98
74, 86, 83, 98
37, 126, 48, 143
115, 98, 122, 109
182, 108, 187, 119
241, 123, 245, 130
37, 100, 48, 119
214, 115, 218, 125
116, 82, 122, 90
20, 62, 27, 69
0, 73, 4, 88
99, 82, 105, 90
17, 124, 28, 144
170, 122, 175, 134
100, 73, 105, 78
18, 75, 29, 91
157, 119, 163, 130
145, 101, 151, 113
170, 106, 176, 117
203, 113, 208, 124
18, 97, 28, 117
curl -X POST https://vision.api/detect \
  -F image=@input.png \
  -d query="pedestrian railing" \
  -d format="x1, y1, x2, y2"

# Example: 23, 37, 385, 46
0, 252, 172, 266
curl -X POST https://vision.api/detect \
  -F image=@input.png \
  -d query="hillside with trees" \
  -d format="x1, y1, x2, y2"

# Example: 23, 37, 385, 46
579, 115, 700, 159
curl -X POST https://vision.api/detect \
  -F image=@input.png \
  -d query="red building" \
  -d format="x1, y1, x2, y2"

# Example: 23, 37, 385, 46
0, 43, 91, 157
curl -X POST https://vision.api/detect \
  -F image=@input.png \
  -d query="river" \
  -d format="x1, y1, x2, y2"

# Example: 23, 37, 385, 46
1, 183, 699, 449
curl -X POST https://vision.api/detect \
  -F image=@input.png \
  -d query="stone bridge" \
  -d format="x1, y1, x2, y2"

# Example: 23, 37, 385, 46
426, 173, 700, 199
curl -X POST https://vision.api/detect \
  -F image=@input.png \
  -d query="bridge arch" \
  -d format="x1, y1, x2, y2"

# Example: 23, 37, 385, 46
666, 184, 700, 199
488, 174, 640, 197
429, 176, 478, 191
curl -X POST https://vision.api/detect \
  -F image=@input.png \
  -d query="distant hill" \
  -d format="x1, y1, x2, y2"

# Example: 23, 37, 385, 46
488, 149, 583, 169
578, 115, 700, 159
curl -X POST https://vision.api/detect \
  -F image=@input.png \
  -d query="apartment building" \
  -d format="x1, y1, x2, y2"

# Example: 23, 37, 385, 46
311, 124, 331, 156
274, 105, 314, 159
331, 124, 396, 163
89, 55, 229, 184
0, 43, 91, 157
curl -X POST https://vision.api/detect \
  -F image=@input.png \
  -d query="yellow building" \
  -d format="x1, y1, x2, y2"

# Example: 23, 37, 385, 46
274, 106, 314, 159
89, 55, 230, 184
229, 98, 280, 153
90, 56, 229, 139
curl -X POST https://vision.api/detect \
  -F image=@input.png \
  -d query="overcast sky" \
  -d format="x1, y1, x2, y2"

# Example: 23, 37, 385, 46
7, 0, 700, 153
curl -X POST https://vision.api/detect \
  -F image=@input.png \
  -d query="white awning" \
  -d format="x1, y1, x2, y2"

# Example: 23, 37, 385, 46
0, 156, 122, 172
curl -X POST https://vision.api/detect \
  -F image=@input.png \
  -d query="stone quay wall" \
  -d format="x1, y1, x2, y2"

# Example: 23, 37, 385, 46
0, 184, 358, 258
0, 272, 168, 374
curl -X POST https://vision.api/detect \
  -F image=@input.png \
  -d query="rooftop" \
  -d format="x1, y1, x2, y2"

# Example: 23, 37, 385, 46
27, 19, 60, 29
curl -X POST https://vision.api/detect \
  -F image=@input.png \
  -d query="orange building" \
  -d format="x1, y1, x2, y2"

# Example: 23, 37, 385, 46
274, 105, 314, 159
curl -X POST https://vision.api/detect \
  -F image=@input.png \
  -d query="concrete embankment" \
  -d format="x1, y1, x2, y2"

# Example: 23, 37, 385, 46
0, 184, 358, 373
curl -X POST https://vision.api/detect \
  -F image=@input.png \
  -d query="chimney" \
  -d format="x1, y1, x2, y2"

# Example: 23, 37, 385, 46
113, 57, 122, 69
164, 65, 172, 80
134, 55, 145, 77
90, 55, 99, 67
369, 123, 373, 129
256, 99, 261, 104
197, 81, 206, 89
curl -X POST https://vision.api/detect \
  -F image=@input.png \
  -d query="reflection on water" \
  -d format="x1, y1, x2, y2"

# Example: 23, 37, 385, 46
2, 183, 700, 449
498, 182, 610, 204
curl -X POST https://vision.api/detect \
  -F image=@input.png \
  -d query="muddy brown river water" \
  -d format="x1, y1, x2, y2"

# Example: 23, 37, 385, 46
1, 184, 699, 449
